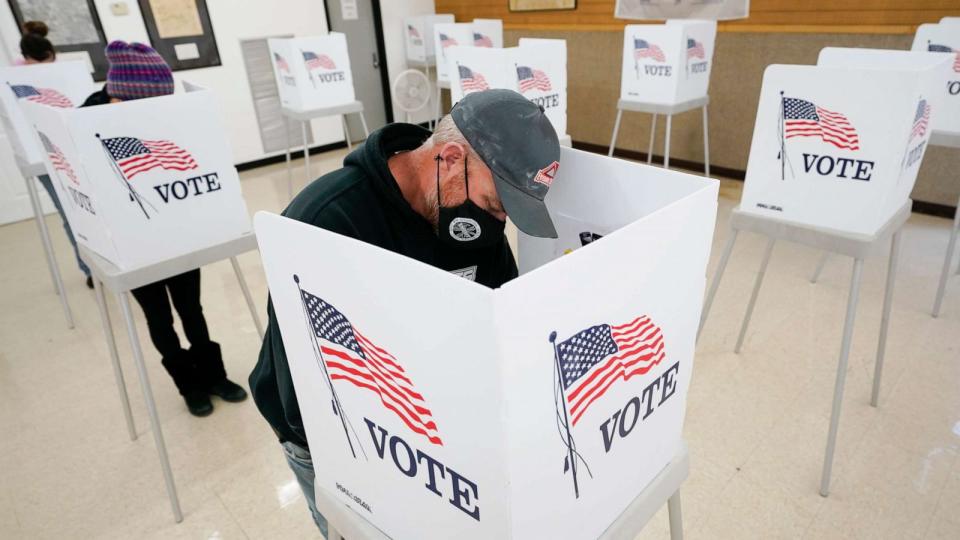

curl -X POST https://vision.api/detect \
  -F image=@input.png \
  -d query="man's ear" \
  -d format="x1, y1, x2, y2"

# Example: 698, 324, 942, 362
438, 142, 465, 171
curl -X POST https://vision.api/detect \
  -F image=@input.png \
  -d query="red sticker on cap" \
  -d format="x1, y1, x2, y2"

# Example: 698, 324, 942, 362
534, 161, 559, 187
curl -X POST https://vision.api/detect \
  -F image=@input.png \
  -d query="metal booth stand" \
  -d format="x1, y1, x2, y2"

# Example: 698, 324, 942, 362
698, 201, 911, 496
281, 101, 370, 200
434, 78, 450, 127
607, 96, 710, 175
16, 155, 74, 328
930, 131, 960, 317
79, 234, 265, 522
317, 443, 690, 540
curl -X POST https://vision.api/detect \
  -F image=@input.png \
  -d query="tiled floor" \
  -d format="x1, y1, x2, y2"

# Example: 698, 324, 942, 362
1, 149, 958, 539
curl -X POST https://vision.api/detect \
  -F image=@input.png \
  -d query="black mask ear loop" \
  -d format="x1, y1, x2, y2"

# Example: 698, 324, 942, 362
434, 154, 442, 207
464, 154, 470, 199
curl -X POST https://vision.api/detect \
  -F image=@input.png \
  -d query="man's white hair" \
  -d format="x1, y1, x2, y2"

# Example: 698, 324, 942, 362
429, 115, 482, 163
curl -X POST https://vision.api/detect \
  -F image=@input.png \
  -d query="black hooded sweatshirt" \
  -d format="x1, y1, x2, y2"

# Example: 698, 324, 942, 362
249, 123, 518, 449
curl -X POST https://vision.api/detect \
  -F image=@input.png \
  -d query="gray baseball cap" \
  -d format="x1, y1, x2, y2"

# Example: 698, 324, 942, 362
450, 89, 560, 238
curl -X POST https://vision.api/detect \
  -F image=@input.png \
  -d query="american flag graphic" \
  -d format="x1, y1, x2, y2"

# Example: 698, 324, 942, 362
557, 315, 666, 426
300, 289, 443, 446
782, 97, 861, 151
102, 137, 198, 180
407, 24, 420, 38
38, 131, 78, 185
458, 65, 489, 92
928, 44, 960, 73
274, 53, 290, 74
687, 38, 705, 60
10, 85, 72, 108
634, 38, 665, 62
517, 66, 552, 93
439, 33, 458, 49
473, 32, 493, 47
910, 99, 930, 143
303, 51, 336, 71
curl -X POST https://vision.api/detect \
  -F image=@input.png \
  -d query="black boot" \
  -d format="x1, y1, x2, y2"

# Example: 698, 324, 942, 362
191, 342, 248, 403
161, 351, 213, 417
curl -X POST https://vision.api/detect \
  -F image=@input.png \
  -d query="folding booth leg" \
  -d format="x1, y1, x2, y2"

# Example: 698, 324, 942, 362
702, 105, 710, 177
663, 115, 673, 170
608, 108, 623, 157
358, 111, 370, 139
341, 115, 353, 150
284, 115, 293, 201
810, 252, 830, 284
933, 198, 960, 317
698, 229, 739, 342
735, 238, 775, 354
425, 64, 433, 130
25, 175, 74, 329
871, 231, 901, 408
230, 256, 264, 340
820, 257, 865, 497
668, 490, 684, 540
302, 120, 312, 189
93, 278, 137, 441
117, 291, 183, 523
647, 113, 657, 164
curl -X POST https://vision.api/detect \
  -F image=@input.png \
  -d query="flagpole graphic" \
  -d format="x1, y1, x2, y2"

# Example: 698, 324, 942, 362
95, 133, 156, 219
295, 274, 362, 459
550, 331, 581, 499
778, 91, 786, 181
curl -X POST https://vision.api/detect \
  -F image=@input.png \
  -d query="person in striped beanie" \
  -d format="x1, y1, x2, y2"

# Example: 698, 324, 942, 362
81, 40, 248, 417
104, 40, 175, 100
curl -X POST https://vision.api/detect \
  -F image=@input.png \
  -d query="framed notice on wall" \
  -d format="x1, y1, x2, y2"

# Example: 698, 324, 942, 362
137, 0, 221, 71
509, 0, 576, 11
6, 0, 109, 80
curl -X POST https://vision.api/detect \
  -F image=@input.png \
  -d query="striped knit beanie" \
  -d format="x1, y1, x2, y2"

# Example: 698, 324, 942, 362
105, 41, 174, 101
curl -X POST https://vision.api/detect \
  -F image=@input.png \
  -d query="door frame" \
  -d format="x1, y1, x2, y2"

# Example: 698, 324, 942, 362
323, 0, 394, 123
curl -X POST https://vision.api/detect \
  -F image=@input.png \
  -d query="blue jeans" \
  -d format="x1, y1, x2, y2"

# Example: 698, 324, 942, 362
36, 174, 90, 277
281, 441, 329, 537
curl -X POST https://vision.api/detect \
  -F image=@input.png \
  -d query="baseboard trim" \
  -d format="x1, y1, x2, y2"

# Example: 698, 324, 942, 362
235, 141, 349, 172
573, 140, 956, 220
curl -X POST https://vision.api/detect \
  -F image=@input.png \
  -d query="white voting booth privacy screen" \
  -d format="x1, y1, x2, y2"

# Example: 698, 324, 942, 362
404, 14, 455, 63
434, 23, 483, 83
471, 19, 503, 49
620, 21, 716, 105
911, 24, 960, 136
0, 61, 95, 165
268, 34, 355, 111
446, 39, 568, 138
23, 90, 251, 270
255, 148, 718, 539
740, 60, 941, 236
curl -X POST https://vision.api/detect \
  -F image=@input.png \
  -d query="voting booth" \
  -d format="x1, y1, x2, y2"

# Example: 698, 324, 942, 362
471, 19, 503, 49
911, 24, 960, 137
740, 60, 942, 236
404, 14, 455, 64
22, 90, 252, 271
255, 148, 718, 539
268, 34, 355, 111
446, 39, 568, 140
0, 61, 95, 165
619, 21, 716, 105
434, 22, 479, 83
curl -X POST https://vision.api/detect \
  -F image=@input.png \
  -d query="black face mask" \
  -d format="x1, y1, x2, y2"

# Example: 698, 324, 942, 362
436, 154, 505, 249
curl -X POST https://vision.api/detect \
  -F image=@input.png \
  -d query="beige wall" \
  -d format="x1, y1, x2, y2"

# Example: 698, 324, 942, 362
504, 30, 960, 208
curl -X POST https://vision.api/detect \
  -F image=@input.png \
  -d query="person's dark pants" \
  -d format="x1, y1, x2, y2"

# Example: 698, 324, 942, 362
130, 269, 227, 395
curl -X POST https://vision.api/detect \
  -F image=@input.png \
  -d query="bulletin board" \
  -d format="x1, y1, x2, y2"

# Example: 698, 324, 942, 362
6, 0, 109, 80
